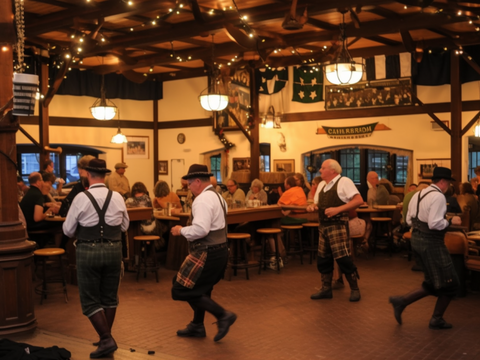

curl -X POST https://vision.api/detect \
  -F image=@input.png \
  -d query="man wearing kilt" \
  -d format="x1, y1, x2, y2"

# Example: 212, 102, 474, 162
307, 159, 364, 302
63, 159, 129, 358
389, 167, 461, 329
170, 164, 236, 342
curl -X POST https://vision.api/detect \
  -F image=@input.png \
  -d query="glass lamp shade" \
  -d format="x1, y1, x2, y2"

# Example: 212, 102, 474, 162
324, 62, 364, 85
111, 129, 128, 144
261, 106, 282, 129
91, 105, 117, 121
199, 94, 228, 111
475, 124, 480, 137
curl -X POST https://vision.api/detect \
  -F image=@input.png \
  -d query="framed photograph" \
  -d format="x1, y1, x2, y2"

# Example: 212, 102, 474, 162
213, 69, 251, 131
158, 160, 168, 175
233, 158, 251, 172
417, 158, 450, 180
273, 159, 295, 172
325, 78, 413, 110
124, 136, 149, 159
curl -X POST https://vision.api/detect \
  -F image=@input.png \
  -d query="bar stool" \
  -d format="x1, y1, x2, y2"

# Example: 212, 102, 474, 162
370, 217, 393, 256
34, 248, 68, 304
350, 234, 365, 260
302, 222, 319, 264
403, 231, 412, 261
226, 233, 259, 280
281, 225, 304, 264
134, 235, 161, 282
257, 228, 282, 273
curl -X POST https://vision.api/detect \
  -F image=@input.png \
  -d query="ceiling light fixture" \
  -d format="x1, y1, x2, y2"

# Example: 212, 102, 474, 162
90, 71, 117, 121
198, 35, 228, 111
261, 106, 282, 129
323, 12, 365, 85
111, 112, 128, 144
474, 121, 480, 137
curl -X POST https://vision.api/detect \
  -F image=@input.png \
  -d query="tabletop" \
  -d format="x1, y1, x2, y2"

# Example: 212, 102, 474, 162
45, 216, 66, 222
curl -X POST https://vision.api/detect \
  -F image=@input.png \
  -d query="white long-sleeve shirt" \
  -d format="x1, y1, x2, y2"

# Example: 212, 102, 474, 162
63, 184, 130, 238
180, 185, 227, 242
406, 184, 449, 231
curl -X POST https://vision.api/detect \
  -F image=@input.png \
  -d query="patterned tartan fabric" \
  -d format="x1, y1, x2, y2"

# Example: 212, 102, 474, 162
176, 250, 208, 289
411, 230, 459, 294
318, 223, 350, 259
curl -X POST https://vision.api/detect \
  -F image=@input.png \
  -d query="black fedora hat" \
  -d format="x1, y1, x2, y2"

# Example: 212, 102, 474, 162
431, 166, 455, 181
182, 164, 213, 180
84, 158, 111, 174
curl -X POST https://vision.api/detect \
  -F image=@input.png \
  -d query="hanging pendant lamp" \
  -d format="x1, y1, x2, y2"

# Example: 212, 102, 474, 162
199, 35, 228, 111
110, 112, 127, 144
91, 73, 117, 120
324, 12, 365, 85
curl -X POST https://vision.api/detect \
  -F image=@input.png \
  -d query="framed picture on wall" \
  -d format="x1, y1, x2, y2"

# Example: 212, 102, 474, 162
124, 136, 149, 160
232, 158, 251, 171
213, 68, 251, 131
417, 158, 450, 180
273, 159, 295, 172
158, 160, 168, 175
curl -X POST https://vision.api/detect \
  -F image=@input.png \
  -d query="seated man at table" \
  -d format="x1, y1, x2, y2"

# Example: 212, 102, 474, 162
222, 179, 245, 206
20, 172, 60, 248
366, 171, 379, 205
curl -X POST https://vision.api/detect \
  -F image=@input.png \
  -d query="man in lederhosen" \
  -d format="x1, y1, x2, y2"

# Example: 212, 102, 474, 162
170, 164, 236, 342
389, 167, 461, 329
307, 159, 364, 302
63, 159, 129, 358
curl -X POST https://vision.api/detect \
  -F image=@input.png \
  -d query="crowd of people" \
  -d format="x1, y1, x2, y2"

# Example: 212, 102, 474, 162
17, 155, 470, 357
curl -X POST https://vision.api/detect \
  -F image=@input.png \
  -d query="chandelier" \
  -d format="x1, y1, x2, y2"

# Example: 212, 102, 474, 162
324, 12, 365, 85
199, 35, 228, 111
90, 73, 117, 120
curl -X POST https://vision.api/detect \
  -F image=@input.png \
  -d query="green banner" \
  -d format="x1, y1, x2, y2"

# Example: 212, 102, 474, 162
322, 122, 378, 139
292, 66, 323, 103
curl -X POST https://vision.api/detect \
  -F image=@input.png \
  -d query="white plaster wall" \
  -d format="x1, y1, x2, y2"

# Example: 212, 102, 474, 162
17, 74, 480, 190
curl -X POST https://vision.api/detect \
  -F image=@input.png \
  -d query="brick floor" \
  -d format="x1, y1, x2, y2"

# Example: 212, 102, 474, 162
15, 251, 480, 360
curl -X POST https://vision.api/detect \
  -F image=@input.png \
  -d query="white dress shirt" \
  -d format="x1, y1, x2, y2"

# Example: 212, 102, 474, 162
314, 175, 359, 205
63, 184, 130, 238
181, 185, 227, 242
406, 184, 449, 231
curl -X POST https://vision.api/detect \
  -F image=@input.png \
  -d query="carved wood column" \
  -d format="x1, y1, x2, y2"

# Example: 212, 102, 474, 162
0, 0, 37, 335
153, 99, 158, 185
450, 51, 462, 183
249, 65, 260, 181
38, 61, 50, 166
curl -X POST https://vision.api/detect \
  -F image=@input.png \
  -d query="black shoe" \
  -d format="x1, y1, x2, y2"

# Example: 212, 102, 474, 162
429, 317, 453, 330
389, 296, 406, 325
176, 322, 206, 337
213, 311, 237, 342
90, 335, 117, 358
310, 289, 332, 300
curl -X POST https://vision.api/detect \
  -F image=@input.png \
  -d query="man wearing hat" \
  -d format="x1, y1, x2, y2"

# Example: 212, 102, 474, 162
63, 159, 129, 358
389, 167, 461, 330
170, 164, 236, 342
107, 162, 130, 199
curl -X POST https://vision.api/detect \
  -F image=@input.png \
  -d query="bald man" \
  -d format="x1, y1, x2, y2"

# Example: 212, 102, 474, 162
366, 171, 379, 205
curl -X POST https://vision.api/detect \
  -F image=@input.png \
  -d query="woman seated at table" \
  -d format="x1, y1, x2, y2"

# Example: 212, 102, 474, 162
126, 182, 161, 243
459, 182, 480, 230
153, 180, 182, 214
246, 178, 268, 205
307, 176, 322, 203
445, 183, 462, 214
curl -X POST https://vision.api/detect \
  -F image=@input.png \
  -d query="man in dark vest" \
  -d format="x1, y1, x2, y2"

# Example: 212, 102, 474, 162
307, 159, 364, 302
389, 167, 461, 329
170, 164, 236, 342
63, 159, 129, 358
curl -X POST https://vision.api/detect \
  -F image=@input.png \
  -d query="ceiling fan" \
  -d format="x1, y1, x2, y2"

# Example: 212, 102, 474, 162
282, 0, 308, 30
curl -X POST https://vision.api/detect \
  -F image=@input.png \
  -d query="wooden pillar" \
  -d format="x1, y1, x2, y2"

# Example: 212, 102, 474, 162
153, 99, 158, 186
450, 51, 462, 183
38, 61, 50, 166
249, 65, 260, 181
0, 0, 37, 335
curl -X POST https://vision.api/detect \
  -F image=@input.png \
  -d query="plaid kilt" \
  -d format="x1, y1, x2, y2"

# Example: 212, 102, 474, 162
318, 223, 350, 259
411, 230, 459, 295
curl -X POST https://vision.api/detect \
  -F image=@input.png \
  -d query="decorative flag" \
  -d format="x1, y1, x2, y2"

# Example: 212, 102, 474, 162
292, 66, 323, 103
366, 53, 412, 81
256, 68, 288, 94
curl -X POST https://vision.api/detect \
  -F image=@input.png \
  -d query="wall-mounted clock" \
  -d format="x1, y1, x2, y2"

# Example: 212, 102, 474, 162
177, 133, 186, 144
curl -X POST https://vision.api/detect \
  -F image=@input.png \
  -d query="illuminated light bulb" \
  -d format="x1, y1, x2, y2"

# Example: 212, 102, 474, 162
79, 38, 84, 42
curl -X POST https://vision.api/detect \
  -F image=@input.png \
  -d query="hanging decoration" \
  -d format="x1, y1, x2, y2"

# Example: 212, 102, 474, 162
215, 128, 235, 152
13, 0, 25, 72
